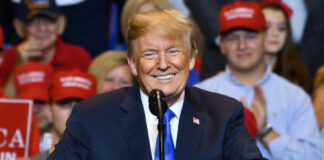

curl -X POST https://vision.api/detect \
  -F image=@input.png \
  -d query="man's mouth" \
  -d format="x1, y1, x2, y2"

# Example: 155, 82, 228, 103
153, 73, 176, 80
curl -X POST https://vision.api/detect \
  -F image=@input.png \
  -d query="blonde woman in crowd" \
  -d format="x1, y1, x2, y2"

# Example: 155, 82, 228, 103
121, 0, 173, 40
88, 51, 135, 94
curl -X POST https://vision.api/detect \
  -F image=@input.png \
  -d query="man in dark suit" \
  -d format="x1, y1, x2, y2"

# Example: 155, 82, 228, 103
48, 9, 264, 160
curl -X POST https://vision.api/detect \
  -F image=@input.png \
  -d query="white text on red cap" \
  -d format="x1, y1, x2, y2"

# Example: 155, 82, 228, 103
18, 71, 45, 85
224, 8, 254, 20
60, 76, 92, 90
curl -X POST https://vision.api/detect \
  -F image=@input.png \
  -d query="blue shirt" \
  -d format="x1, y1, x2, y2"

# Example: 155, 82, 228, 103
195, 65, 321, 160
320, 128, 324, 159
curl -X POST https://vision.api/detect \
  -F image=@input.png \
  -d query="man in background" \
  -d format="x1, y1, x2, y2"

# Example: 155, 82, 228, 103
196, 1, 321, 159
32, 69, 96, 160
2, 0, 92, 97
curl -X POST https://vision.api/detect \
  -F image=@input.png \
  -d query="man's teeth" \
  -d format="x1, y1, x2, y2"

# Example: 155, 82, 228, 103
154, 74, 175, 80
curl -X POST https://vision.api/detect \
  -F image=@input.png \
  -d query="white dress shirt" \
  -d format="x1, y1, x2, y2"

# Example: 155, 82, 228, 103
140, 89, 184, 160
39, 132, 52, 152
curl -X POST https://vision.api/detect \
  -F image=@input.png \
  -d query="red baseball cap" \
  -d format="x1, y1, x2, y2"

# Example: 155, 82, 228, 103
50, 69, 97, 101
218, 1, 266, 34
15, 62, 54, 101
0, 26, 3, 49
259, 0, 293, 17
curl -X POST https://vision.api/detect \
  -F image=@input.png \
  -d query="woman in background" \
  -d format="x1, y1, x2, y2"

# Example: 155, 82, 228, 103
313, 65, 324, 158
260, 0, 312, 93
121, 0, 173, 40
88, 51, 135, 94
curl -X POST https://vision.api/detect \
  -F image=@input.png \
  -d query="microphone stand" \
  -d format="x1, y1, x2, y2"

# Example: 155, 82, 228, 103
157, 91, 165, 160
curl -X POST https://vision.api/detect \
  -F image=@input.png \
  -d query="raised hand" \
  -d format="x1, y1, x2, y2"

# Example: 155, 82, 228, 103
250, 85, 267, 132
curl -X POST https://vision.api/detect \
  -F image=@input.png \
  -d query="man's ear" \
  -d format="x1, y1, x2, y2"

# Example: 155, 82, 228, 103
189, 55, 196, 71
13, 18, 26, 38
56, 15, 66, 35
219, 37, 226, 56
127, 57, 138, 76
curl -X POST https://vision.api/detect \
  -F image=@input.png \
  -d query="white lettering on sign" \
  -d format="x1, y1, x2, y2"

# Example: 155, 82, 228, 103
0, 128, 24, 148
0, 129, 8, 148
0, 152, 17, 160
8, 130, 24, 148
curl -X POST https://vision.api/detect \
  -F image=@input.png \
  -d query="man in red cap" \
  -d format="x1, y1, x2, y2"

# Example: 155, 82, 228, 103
31, 69, 96, 160
196, 1, 321, 159
2, 0, 92, 98
15, 61, 54, 153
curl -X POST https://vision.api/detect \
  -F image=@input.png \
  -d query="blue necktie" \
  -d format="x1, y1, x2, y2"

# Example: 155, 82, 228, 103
154, 109, 175, 160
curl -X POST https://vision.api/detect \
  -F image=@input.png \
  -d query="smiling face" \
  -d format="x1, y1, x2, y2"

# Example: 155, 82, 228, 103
26, 17, 59, 50
99, 65, 133, 94
128, 31, 195, 106
220, 29, 265, 72
263, 8, 288, 55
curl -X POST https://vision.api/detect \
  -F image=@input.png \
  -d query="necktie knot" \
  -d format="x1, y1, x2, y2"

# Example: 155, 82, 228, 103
164, 109, 176, 124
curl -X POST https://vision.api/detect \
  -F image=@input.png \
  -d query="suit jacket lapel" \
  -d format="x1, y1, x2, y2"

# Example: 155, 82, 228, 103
119, 85, 152, 160
175, 87, 206, 159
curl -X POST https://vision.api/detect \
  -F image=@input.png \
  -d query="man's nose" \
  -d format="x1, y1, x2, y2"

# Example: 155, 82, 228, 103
157, 53, 169, 70
37, 21, 48, 32
113, 81, 121, 90
238, 36, 247, 50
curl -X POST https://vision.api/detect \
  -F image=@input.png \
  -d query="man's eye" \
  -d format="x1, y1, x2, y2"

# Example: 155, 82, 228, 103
105, 77, 114, 82
167, 48, 182, 55
143, 51, 157, 58
225, 35, 237, 41
120, 80, 131, 85
246, 33, 257, 40
58, 102, 74, 108
62, 103, 72, 108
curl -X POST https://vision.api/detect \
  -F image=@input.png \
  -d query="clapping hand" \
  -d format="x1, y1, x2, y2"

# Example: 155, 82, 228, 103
240, 85, 267, 132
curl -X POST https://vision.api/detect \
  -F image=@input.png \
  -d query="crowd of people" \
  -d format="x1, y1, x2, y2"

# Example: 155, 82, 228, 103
0, 0, 323, 159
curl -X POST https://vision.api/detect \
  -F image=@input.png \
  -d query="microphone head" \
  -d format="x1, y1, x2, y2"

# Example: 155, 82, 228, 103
148, 89, 168, 116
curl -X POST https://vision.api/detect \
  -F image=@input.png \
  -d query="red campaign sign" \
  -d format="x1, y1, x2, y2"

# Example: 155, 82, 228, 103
0, 99, 33, 160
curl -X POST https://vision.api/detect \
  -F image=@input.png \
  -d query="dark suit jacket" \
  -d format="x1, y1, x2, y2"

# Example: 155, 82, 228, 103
48, 85, 264, 160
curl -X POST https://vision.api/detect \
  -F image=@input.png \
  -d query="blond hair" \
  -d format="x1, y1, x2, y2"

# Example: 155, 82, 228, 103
88, 51, 134, 93
121, 0, 173, 40
126, 9, 198, 60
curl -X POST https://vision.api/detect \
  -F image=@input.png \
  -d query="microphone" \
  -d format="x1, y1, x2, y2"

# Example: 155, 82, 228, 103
149, 89, 168, 116
149, 89, 168, 160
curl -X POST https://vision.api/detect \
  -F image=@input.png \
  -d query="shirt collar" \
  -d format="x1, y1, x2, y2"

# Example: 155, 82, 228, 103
224, 64, 272, 87
140, 89, 184, 121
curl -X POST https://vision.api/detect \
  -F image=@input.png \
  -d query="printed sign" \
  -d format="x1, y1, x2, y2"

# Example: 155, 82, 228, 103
0, 99, 33, 160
